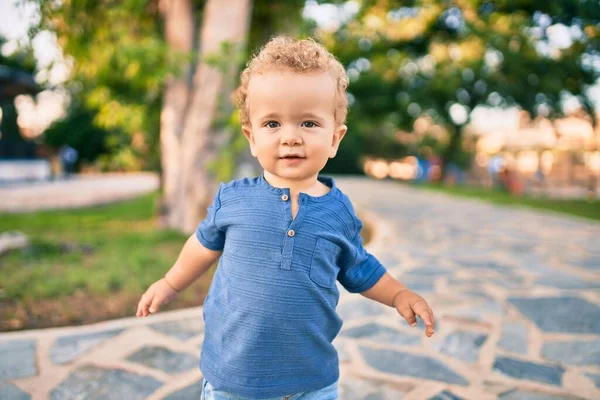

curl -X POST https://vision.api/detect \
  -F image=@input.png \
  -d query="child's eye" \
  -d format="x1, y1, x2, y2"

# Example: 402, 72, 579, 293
265, 121, 280, 128
302, 121, 318, 128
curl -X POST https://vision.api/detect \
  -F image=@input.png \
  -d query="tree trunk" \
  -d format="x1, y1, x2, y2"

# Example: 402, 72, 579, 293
159, 0, 194, 229
180, 0, 253, 233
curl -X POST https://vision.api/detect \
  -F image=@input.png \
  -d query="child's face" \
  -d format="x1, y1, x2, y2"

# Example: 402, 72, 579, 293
242, 70, 347, 183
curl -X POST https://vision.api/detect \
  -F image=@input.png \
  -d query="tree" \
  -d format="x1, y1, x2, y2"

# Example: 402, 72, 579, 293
159, 0, 253, 232
33, 0, 171, 171
313, 0, 600, 178
33, 0, 254, 232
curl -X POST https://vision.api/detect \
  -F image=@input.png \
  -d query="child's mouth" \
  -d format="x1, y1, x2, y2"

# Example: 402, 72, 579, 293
280, 155, 306, 164
280, 155, 305, 160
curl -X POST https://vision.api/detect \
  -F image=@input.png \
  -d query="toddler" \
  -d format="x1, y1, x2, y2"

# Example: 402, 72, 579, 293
137, 36, 434, 400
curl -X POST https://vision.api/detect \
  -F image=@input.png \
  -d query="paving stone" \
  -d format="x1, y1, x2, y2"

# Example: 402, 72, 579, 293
535, 274, 600, 290
493, 357, 564, 386
339, 377, 409, 400
403, 280, 435, 292
148, 317, 204, 341
511, 258, 555, 275
0, 381, 31, 400
50, 328, 124, 364
499, 389, 572, 400
541, 340, 600, 366
403, 267, 453, 277
376, 254, 403, 267
337, 299, 387, 321
163, 380, 202, 400
437, 331, 488, 362
581, 256, 600, 270
585, 373, 600, 389
508, 297, 600, 334
359, 345, 468, 386
452, 299, 504, 322
509, 242, 537, 254
488, 276, 527, 290
50, 365, 162, 400
572, 252, 600, 271
126, 346, 197, 374
446, 277, 486, 286
340, 323, 421, 347
446, 247, 494, 259
497, 322, 528, 354
0, 339, 37, 380
429, 390, 463, 400
462, 290, 493, 299
455, 260, 513, 274
394, 274, 436, 292
333, 338, 351, 362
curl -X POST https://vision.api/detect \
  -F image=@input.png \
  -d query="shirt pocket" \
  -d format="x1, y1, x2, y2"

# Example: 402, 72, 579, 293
309, 238, 341, 288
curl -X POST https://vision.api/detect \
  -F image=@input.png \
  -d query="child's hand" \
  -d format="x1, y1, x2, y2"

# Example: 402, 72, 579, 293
136, 278, 179, 317
393, 289, 435, 337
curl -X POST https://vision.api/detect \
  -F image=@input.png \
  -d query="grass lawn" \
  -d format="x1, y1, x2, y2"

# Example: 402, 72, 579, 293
0, 192, 374, 332
410, 182, 600, 221
0, 193, 216, 331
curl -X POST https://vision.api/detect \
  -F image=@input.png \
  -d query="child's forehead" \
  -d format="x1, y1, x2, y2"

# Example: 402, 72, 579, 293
249, 68, 335, 87
247, 71, 336, 116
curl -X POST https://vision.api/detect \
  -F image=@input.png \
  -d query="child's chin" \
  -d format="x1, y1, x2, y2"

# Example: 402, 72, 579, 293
277, 170, 316, 180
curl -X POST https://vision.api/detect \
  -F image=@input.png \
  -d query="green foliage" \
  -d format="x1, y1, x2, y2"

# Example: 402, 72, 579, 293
29, 0, 598, 178
42, 101, 109, 164
31, 0, 171, 170
314, 0, 600, 172
247, 1, 306, 54
0, 36, 37, 74
29, 0, 302, 177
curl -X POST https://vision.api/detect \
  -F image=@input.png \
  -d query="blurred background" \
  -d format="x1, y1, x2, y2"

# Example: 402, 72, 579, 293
1, 3, 600, 399
0, 0, 599, 330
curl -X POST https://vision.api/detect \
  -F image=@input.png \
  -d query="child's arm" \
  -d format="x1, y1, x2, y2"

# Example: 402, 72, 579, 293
136, 234, 221, 317
360, 272, 435, 337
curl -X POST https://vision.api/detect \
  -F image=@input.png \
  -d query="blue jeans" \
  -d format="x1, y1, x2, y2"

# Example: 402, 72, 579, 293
200, 378, 338, 400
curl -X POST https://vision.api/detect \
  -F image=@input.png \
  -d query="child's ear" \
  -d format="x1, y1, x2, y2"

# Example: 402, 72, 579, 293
242, 125, 257, 157
329, 124, 347, 158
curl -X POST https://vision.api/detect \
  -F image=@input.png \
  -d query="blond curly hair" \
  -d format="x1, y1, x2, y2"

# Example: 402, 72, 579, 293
235, 36, 349, 127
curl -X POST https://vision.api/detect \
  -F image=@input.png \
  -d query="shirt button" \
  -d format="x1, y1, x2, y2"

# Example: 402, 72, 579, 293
281, 194, 289, 201
287, 229, 295, 237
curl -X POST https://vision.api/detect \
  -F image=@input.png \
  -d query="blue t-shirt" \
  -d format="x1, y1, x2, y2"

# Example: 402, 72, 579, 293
196, 174, 387, 398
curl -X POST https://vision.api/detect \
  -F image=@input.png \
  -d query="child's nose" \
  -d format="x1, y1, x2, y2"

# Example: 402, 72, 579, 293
280, 128, 303, 145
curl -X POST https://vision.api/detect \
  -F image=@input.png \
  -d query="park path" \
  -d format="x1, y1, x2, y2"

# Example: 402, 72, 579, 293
1, 177, 599, 399
0, 173, 159, 213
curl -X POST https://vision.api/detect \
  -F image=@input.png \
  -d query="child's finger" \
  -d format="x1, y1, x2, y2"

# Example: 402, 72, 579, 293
413, 302, 433, 323
137, 301, 147, 317
414, 305, 435, 336
397, 304, 417, 326
418, 309, 433, 327
148, 295, 164, 314
138, 293, 153, 317
428, 307, 435, 328
136, 298, 145, 317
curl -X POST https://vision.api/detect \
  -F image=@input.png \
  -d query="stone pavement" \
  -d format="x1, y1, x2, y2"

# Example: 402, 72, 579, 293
1, 177, 599, 400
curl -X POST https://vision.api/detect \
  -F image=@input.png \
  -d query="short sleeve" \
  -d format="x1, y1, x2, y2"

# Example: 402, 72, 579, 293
337, 215, 387, 293
195, 184, 226, 251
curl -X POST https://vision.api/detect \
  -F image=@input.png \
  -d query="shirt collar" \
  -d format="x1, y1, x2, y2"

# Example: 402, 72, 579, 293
259, 173, 337, 202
